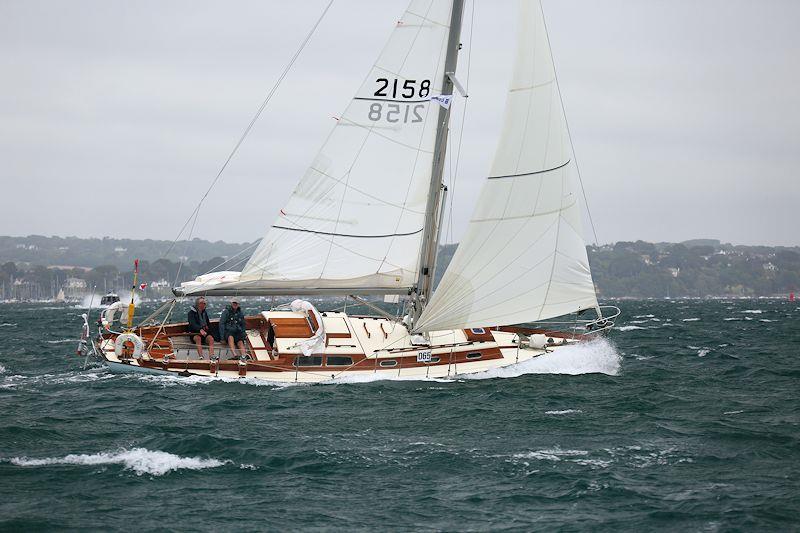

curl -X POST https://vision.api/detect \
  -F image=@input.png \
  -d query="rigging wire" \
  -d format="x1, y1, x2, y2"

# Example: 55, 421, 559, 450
165, 0, 336, 284
445, 0, 476, 245
540, 0, 600, 245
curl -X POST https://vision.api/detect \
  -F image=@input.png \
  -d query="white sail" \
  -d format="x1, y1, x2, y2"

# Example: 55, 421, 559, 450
414, 0, 598, 332
182, 0, 454, 296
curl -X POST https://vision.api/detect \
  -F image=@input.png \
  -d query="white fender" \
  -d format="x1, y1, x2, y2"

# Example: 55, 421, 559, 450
528, 334, 558, 350
114, 333, 144, 359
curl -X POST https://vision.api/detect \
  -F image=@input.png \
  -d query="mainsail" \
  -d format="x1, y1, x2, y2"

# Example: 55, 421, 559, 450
182, 0, 455, 296
414, 0, 599, 332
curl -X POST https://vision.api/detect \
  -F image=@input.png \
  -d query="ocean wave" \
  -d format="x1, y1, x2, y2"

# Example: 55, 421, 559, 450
742, 309, 763, 314
1, 370, 114, 388
724, 317, 741, 321
544, 409, 583, 415
633, 314, 655, 318
514, 448, 589, 462
0, 323, 17, 327
510, 445, 693, 470
5, 448, 228, 476
759, 319, 776, 323
0, 364, 5, 374
46, 339, 77, 344
682, 318, 701, 322
619, 325, 646, 331
697, 349, 710, 357
129, 373, 298, 389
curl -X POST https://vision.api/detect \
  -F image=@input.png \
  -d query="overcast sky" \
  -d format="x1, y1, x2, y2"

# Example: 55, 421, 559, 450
1, 0, 798, 247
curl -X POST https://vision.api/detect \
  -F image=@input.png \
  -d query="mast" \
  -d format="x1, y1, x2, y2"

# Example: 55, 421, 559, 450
412, 0, 465, 325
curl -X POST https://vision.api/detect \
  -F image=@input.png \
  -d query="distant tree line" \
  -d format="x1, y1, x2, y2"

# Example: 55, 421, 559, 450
0, 235, 253, 270
1, 236, 798, 298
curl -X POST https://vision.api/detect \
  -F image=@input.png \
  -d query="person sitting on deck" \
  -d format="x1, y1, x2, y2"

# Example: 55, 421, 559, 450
188, 297, 215, 360
220, 297, 248, 359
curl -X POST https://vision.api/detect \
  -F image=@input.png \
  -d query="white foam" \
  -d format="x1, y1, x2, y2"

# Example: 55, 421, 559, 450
544, 409, 582, 415
7, 448, 228, 476
0, 323, 17, 327
697, 349, 710, 357
46, 339, 77, 344
742, 309, 763, 314
130, 373, 297, 389
633, 314, 655, 318
759, 319, 776, 323
723, 410, 744, 415
619, 325, 646, 331
464, 338, 621, 378
682, 318, 700, 322
0, 364, 5, 374
1, 370, 115, 388
723, 317, 741, 321
514, 448, 589, 462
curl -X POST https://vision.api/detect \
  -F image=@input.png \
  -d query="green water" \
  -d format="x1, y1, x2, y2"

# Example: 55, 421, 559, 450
1, 299, 798, 530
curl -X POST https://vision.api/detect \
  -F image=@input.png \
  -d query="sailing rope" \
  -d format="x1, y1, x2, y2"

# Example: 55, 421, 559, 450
164, 0, 336, 285
445, 0, 476, 245
540, 1, 599, 245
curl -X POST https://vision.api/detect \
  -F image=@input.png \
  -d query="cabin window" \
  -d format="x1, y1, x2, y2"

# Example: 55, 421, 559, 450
326, 356, 353, 367
379, 360, 398, 367
429, 356, 441, 364
294, 356, 323, 367
470, 328, 486, 335
466, 352, 482, 360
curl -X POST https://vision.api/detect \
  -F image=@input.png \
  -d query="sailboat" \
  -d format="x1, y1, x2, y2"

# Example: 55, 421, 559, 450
87, 0, 619, 382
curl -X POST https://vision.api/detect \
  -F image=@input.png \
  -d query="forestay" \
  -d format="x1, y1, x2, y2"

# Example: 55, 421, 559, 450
414, 0, 599, 332
181, 0, 454, 296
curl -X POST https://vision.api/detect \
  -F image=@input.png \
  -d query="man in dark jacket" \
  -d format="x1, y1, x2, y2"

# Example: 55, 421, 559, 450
220, 298, 247, 358
188, 297, 215, 360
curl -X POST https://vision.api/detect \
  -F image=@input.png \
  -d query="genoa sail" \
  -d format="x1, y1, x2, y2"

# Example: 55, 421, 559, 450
182, 0, 455, 296
414, 0, 599, 332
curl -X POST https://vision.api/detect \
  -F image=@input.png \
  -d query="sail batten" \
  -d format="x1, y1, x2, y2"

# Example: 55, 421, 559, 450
414, 0, 598, 333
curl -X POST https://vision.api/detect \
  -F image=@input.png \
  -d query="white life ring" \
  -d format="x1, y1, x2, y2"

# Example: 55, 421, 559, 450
114, 333, 144, 359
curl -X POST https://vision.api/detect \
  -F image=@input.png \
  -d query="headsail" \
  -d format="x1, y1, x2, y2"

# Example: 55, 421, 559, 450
182, 0, 455, 296
414, 0, 599, 332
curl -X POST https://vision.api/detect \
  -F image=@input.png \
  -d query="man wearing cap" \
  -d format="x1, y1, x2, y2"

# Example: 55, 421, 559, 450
219, 297, 248, 359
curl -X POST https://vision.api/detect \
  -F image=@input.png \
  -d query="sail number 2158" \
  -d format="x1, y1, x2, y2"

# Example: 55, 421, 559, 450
368, 78, 430, 123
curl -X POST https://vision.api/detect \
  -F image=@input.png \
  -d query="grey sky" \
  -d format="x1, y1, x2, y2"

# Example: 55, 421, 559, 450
1, 0, 798, 246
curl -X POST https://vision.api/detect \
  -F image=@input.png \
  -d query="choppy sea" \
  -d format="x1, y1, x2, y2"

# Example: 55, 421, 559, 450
1, 299, 798, 531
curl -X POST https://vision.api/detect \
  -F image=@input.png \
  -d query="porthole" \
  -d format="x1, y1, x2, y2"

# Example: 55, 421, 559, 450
379, 360, 398, 367
466, 352, 482, 360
